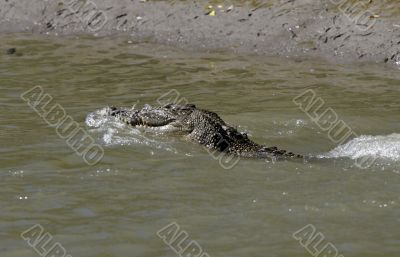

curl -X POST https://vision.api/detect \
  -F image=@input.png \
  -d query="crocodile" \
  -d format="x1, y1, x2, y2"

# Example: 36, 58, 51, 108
88, 103, 303, 159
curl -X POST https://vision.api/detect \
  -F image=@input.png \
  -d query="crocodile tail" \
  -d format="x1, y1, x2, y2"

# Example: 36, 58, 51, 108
249, 146, 303, 159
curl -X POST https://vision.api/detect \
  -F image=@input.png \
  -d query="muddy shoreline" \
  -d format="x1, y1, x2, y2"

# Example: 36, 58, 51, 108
1, 0, 399, 66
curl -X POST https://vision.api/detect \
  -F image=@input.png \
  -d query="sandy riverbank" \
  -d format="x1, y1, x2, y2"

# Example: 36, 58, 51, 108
1, 0, 399, 66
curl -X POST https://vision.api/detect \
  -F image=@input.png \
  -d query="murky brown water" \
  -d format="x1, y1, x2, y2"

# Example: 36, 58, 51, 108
1, 33, 400, 257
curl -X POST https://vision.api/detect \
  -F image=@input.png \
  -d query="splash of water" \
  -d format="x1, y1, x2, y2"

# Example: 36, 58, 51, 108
321, 133, 400, 161
85, 108, 178, 153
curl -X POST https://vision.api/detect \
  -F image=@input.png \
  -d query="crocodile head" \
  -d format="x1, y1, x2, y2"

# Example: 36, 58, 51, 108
106, 103, 199, 133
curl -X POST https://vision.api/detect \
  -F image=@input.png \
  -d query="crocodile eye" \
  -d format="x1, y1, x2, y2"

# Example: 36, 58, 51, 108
163, 103, 173, 109
173, 104, 196, 111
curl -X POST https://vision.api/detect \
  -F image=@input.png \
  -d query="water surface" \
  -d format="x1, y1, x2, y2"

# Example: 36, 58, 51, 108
1, 33, 400, 257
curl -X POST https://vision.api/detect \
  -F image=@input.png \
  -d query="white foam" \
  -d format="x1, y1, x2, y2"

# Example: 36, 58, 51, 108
321, 133, 400, 161
85, 107, 112, 128
85, 108, 178, 153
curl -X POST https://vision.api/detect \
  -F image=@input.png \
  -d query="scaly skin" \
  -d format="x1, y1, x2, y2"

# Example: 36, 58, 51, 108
96, 103, 303, 159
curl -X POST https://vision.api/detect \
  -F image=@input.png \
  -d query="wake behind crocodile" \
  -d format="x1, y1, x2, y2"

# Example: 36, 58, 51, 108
320, 134, 400, 162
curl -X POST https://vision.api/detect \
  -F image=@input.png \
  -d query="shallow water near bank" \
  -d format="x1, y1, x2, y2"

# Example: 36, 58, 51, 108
1, 33, 400, 257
